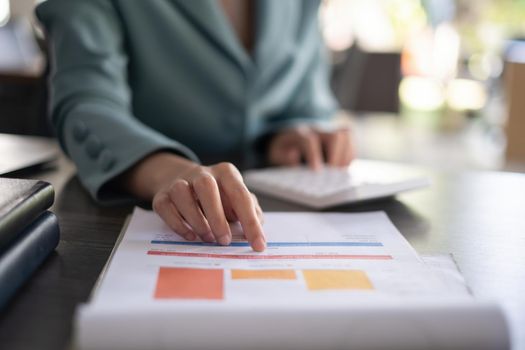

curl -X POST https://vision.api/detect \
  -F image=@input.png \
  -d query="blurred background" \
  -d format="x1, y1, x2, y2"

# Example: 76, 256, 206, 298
1, 0, 525, 172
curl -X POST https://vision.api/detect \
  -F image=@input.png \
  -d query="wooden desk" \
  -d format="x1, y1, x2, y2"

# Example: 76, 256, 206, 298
0, 155, 524, 350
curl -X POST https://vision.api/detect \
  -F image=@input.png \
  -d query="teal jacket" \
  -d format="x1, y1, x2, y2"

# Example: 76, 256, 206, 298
36, 0, 337, 203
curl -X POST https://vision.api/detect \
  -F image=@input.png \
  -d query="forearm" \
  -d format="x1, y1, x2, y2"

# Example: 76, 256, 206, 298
121, 152, 199, 201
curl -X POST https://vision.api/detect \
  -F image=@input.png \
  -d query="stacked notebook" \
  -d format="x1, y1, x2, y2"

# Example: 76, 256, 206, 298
0, 178, 60, 309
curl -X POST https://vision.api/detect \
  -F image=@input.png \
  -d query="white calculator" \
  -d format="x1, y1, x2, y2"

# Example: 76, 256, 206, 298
243, 159, 430, 209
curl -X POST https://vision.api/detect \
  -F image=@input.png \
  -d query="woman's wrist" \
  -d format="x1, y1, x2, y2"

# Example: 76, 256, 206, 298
121, 152, 199, 200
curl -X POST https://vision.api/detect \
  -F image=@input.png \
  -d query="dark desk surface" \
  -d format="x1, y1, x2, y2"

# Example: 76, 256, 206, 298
0, 156, 524, 350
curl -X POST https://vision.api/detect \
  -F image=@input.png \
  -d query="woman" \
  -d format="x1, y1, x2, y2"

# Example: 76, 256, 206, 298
36, 0, 353, 252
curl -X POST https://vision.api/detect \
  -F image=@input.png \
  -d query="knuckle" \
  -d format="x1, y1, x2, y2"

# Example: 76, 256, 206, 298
230, 183, 248, 199
215, 162, 238, 174
295, 125, 311, 136
340, 125, 351, 133
152, 193, 169, 211
192, 172, 216, 190
171, 179, 190, 193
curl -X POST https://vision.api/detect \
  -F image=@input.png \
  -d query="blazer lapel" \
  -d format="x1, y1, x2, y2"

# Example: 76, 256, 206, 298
254, 0, 295, 67
171, 0, 250, 70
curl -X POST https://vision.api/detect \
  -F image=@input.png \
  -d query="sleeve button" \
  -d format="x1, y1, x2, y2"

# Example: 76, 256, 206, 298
85, 136, 103, 158
73, 121, 89, 142
99, 150, 116, 172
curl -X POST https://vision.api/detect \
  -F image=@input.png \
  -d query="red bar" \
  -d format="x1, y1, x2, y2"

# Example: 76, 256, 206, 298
147, 250, 392, 260
154, 267, 224, 300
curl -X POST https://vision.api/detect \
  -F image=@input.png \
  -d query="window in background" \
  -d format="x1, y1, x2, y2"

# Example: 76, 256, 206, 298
0, 0, 48, 136
322, 0, 525, 119
0, 0, 10, 26
321, 0, 525, 171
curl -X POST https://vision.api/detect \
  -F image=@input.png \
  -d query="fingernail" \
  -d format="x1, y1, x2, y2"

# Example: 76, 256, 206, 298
185, 233, 196, 241
203, 233, 215, 242
253, 237, 266, 252
217, 235, 231, 246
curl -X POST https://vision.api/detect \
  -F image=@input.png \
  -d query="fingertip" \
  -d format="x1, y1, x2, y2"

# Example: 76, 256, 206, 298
288, 149, 301, 165
349, 152, 356, 165
217, 225, 232, 246
252, 236, 266, 252
217, 234, 231, 246
310, 161, 322, 172
185, 233, 196, 241
202, 232, 215, 243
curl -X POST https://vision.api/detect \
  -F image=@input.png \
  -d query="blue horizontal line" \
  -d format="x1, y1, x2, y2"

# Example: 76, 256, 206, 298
150, 241, 383, 247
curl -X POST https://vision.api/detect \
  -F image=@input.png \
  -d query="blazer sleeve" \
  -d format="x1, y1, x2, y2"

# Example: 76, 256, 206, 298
36, 0, 199, 204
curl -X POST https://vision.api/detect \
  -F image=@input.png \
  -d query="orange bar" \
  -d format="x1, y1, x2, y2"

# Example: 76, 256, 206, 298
303, 270, 373, 291
231, 269, 296, 280
154, 267, 224, 300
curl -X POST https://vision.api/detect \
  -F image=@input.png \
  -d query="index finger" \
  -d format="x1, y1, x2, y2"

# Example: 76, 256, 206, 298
219, 174, 266, 252
300, 130, 323, 170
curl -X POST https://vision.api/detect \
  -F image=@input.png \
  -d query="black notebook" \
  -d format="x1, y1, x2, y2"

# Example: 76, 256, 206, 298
0, 211, 60, 309
0, 178, 54, 251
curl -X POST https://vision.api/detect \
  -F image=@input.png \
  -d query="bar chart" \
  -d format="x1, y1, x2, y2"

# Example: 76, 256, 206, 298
154, 267, 374, 301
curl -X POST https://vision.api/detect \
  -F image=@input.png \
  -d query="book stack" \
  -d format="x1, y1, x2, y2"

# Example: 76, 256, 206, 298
0, 178, 59, 309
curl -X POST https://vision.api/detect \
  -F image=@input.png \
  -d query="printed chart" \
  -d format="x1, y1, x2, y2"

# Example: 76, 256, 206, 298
93, 209, 452, 306
154, 267, 374, 300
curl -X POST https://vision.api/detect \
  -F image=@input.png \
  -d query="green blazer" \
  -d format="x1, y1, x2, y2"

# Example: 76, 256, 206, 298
36, 0, 337, 203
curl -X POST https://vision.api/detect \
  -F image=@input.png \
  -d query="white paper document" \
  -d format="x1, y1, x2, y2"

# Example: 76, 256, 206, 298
76, 208, 509, 350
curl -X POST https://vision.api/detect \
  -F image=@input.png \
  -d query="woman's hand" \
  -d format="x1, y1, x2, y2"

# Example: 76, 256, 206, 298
268, 125, 354, 169
122, 153, 266, 252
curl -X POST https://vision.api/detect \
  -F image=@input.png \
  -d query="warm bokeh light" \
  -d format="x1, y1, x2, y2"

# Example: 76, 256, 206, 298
399, 76, 444, 111
468, 53, 503, 81
446, 79, 487, 111
432, 23, 460, 81
399, 77, 487, 112
401, 23, 460, 81
320, 0, 355, 52
321, 0, 417, 52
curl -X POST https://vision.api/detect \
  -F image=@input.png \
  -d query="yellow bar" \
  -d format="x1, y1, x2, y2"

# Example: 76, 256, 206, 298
303, 270, 373, 291
231, 269, 297, 280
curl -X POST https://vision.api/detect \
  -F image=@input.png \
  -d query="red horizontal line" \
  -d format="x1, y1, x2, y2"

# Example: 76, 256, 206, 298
147, 251, 392, 260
